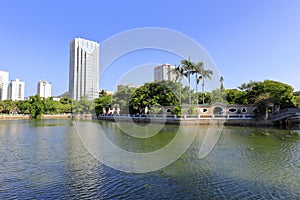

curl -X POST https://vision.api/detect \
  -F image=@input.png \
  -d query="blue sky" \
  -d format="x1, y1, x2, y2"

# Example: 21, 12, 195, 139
0, 0, 299, 96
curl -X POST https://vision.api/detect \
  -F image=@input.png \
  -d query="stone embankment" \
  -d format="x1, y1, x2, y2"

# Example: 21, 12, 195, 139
97, 114, 272, 126
0, 114, 72, 120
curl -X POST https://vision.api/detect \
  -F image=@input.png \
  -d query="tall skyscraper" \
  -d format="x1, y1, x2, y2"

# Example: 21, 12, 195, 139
8, 78, 25, 101
154, 63, 176, 81
37, 80, 52, 98
0, 70, 9, 100
69, 38, 99, 101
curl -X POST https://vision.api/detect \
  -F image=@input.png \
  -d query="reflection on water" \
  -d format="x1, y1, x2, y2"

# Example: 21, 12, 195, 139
0, 120, 299, 199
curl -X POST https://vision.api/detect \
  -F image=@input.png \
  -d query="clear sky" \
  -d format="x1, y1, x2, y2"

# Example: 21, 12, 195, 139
0, 0, 299, 97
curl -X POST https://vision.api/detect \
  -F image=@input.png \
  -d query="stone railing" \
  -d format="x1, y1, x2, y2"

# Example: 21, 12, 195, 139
98, 113, 255, 120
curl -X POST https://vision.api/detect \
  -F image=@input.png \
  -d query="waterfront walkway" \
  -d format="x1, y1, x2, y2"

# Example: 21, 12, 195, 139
98, 113, 257, 125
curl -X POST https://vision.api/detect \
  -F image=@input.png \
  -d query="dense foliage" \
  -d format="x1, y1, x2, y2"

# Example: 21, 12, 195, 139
293, 96, 300, 107
110, 85, 135, 114
129, 81, 180, 114
94, 95, 112, 116
1, 79, 298, 118
0, 95, 73, 118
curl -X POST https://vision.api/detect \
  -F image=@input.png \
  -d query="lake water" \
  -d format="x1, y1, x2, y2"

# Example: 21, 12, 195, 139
0, 119, 299, 199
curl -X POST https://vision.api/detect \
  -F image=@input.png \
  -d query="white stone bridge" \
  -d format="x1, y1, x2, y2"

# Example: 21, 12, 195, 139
268, 108, 300, 122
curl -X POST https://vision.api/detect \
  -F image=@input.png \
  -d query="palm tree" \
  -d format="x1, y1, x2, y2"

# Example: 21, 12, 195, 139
196, 75, 202, 104
199, 68, 213, 104
172, 64, 184, 105
193, 62, 204, 104
220, 76, 224, 90
180, 58, 195, 105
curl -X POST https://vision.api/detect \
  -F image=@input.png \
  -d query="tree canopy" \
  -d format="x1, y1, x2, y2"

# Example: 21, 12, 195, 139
0, 95, 73, 118
237, 80, 294, 108
0, 79, 297, 117
129, 81, 180, 114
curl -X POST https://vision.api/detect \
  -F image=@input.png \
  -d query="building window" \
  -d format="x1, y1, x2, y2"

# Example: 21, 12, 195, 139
18, 84, 22, 99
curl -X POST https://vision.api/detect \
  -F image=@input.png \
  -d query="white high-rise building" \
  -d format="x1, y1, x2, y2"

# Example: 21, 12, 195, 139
154, 63, 176, 81
69, 38, 99, 101
8, 79, 25, 101
0, 70, 9, 100
37, 80, 52, 98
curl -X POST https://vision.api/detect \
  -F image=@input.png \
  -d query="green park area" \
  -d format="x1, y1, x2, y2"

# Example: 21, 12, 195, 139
1, 59, 300, 119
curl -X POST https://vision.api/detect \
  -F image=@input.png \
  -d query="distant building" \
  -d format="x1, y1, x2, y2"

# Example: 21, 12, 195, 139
117, 84, 140, 91
69, 38, 99, 101
0, 70, 9, 100
8, 79, 25, 101
99, 89, 113, 97
37, 80, 52, 98
154, 63, 176, 81
52, 97, 61, 101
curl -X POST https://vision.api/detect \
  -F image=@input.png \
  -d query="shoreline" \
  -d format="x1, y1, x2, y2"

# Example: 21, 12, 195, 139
1, 114, 298, 128
97, 115, 275, 127
0, 114, 72, 120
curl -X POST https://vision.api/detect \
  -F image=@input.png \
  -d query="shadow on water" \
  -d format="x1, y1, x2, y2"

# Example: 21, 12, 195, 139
97, 120, 179, 153
28, 119, 70, 128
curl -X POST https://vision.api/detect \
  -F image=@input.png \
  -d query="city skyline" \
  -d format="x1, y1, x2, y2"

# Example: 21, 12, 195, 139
0, 70, 25, 101
0, 1, 300, 97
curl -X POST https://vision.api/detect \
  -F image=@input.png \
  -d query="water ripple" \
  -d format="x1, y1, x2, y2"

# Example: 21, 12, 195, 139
0, 121, 299, 199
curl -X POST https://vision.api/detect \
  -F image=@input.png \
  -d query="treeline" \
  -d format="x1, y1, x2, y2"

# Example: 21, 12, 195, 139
0, 94, 107, 119
1, 80, 299, 118
205, 80, 296, 107
97, 79, 300, 116
0, 95, 73, 118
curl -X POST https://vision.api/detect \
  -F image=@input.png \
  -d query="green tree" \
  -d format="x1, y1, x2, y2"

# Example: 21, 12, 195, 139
181, 58, 195, 105
44, 99, 56, 114
129, 81, 179, 114
29, 95, 44, 118
293, 96, 300, 107
254, 93, 276, 119
188, 105, 197, 114
2, 100, 17, 114
220, 76, 224, 90
112, 85, 136, 114
198, 92, 211, 105
59, 97, 72, 113
199, 68, 213, 104
94, 95, 112, 116
99, 89, 106, 97
225, 89, 248, 104
293, 91, 300, 107
193, 61, 204, 105
238, 80, 262, 104
0, 101, 4, 113
174, 105, 182, 116
238, 80, 294, 109
73, 98, 94, 114
173, 64, 185, 105
211, 89, 227, 103
43, 98, 66, 114
16, 100, 31, 114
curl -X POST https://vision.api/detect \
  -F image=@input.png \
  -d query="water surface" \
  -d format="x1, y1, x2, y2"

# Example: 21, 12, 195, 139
0, 120, 299, 199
